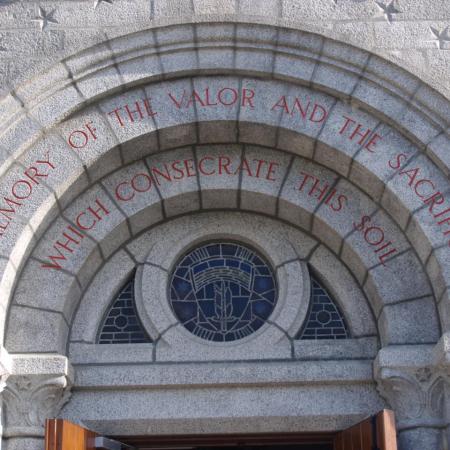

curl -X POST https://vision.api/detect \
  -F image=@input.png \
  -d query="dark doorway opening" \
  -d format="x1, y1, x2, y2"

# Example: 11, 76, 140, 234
116, 433, 334, 450
156, 446, 332, 450
45, 410, 396, 450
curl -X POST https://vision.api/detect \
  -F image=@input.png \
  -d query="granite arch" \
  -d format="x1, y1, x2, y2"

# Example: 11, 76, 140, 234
3, 142, 440, 353
0, 21, 449, 450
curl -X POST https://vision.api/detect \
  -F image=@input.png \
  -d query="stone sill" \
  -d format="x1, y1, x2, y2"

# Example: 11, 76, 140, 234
69, 337, 378, 366
71, 357, 375, 389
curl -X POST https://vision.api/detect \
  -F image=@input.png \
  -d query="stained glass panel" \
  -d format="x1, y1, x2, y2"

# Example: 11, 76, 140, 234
169, 242, 278, 342
98, 276, 152, 344
298, 275, 349, 340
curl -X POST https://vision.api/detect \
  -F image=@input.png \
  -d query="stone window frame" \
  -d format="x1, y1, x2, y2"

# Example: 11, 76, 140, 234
69, 211, 378, 364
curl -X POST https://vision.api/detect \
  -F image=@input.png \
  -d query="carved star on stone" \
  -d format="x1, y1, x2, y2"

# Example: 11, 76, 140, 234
0, 43, 6, 52
430, 26, 450, 50
94, 0, 113, 9
375, 0, 401, 23
32, 6, 58, 31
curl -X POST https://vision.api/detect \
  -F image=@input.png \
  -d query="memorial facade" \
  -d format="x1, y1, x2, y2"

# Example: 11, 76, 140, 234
0, 1, 449, 449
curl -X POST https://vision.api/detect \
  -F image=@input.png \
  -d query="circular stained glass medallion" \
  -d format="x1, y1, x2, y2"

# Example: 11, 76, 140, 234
169, 242, 278, 342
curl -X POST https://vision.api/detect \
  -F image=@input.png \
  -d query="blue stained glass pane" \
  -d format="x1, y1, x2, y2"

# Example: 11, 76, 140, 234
173, 278, 191, 296
169, 242, 277, 342
115, 316, 127, 328
254, 276, 272, 291
172, 301, 197, 322
193, 262, 208, 273
252, 256, 264, 265
252, 300, 272, 316
206, 244, 221, 256
227, 259, 240, 268
176, 267, 189, 277
98, 276, 152, 344
297, 276, 349, 340
222, 244, 237, 256
262, 291, 275, 302
209, 259, 225, 267
230, 284, 240, 296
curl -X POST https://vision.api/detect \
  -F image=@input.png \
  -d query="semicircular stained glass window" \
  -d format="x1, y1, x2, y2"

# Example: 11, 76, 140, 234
169, 242, 278, 342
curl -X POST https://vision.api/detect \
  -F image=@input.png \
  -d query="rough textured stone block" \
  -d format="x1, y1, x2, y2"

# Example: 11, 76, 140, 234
13, 259, 80, 321
364, 249, 432, 314
5, 306, 68, 353
379, 296, 439, 345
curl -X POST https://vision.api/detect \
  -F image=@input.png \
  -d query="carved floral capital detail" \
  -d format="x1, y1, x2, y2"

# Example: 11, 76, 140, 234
375, 367, 449, 430
2, 374, 72, 438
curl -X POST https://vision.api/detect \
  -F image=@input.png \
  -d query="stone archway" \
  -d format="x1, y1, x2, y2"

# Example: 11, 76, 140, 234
0, 22, 449, 450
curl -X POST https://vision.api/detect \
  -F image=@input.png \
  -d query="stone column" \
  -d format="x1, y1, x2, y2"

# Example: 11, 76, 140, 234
375, 344, 449, 450
1, 354, 73, 450
433, 332, 450, 450
0, 347, 12, 450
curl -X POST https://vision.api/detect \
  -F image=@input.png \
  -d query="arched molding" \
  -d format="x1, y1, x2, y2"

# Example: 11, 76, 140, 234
0, 21, 448, 450
0, 114, 448, 338
0, 23, 448, 353
4, 143, 440, 355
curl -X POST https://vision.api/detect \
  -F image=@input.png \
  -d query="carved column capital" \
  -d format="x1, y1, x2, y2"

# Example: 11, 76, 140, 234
2, 354, 73, 438
375, 366, 447, 429
374, 345, 448, 430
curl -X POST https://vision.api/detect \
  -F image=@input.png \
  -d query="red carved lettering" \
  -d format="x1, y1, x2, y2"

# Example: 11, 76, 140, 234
271, 96, 290, 113
76, 212, 95, 230
41, 198, 110, 269
309, 103, 328, 123
152, 164, 172, 185
184, 159, 196, 177
11, 180, 32, 200
364, 133, 382, 153
171, 160, 185, 180
266, 162, 279, 181
218, 88, 238, 106
354, 215, 397, 265
199, 156, 215, 176
339, 115, 380, 151
87, 198, 110, 222
389, 153, 407, 170
131, 173, 152, 193
218, 156, 232, 175
291, 98, 310, 119
414, 179, 435, 199
398, 166, 420, 186
0, 197, 21, 221
242, 88, 255, 108
115, 181, 134, 202
234, 158, 253, 177
67, 121, 97, 149
168, 90, 187, 109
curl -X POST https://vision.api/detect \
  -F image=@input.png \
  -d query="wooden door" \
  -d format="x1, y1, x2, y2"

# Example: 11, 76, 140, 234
333, 409, 397, 450
45, 419, 133, 450
45, 419, 97, 450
